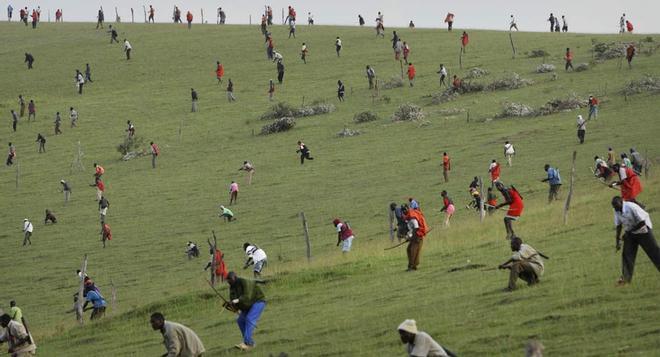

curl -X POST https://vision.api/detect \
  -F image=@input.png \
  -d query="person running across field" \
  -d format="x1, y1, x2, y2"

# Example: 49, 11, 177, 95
440, 191, 455, 227
227, 79, 236, 102
226, 272, 266, 351
333, 219, 355, 253
611, 196, 660, 285
489, 159, 501, 185
22, 218, 33, 246
407, 63, 416, 87
296, 141, 314, 164
337, 80, 345, 101
504, 141, 515, 166
219, 205, 235, 222
238, 161, 255, 185
564, 47, 574, 71
611, 163, 643, 206
61, 179, 72, 203
403, 205, 428, 271
243, 243, 267, 277
494, 181, 524, 239
509, 14, 518, 31
498, 236, 546, 291
98, 195, 110, 223
101, 223, 112, 248
397, 319, 456, 357
6, 142, 16, 165
216, 61, 224, 83
150, 313, 205, 357
108, 24, 119, 43
335, 37, 342, 57
442, 152, 451, 182
300, 42, 308, 64
186, 241, 200, 259
541, 164, 562, 203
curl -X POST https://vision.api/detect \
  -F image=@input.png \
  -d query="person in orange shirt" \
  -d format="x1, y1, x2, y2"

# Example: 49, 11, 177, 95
564, 48, 574, 71
216, 61, 224, 83
452, 75, 461, 92
101, 223, 112, 248
489, 159, 501, 185
407, 63, 416, 87
442, 152, 451, 183
626, 44, 635, 69
186, 11, 193, 29
403, 205, 428, 271
461, 31, 469, 52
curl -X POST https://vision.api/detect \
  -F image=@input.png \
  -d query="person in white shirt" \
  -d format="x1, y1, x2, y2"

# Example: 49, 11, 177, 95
243, 243, 267, 278
186, 241, 200, 259
335, 37, 342, 57
509, 14, 518, 31
612, 196, 660, 284
272, 51, 283, 63
397, 319, 454, 357
498, 236, 546, 291
503, 141, 515, 166
123, 39, 132, 60
437, 64, 448, 87
307, 12, 313, 25
238, 161, 255, 185
22, 219, 33, 246
561, 15, 568, 32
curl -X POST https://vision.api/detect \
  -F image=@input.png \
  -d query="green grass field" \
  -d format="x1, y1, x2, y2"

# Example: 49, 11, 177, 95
1, 21, 659, 356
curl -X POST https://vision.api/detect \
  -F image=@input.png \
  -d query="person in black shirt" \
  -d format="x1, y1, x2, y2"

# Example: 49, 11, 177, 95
36, 133, 46, 153
191, 88, 198, 112
108, 25, 119, 43
296, 141, 314, 164
337, 80, 345, 101
24, 53, 34, 69
276, 61, 284, 84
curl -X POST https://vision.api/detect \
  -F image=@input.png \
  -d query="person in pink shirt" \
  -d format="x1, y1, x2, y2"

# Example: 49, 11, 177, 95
229, 181, 239, 205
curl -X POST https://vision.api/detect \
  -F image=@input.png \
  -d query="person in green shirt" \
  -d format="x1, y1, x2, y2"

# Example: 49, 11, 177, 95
227, 272, 266, 351
8, 301, 22, 322
219, 205, 235, 222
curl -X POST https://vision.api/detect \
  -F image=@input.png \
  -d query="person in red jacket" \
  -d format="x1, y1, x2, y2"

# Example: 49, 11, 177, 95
216, 61, 225, 83
205, 247, 228, 282
333, 219, 355, 253
101, 223, 112, 248
564, 48, 574, 71
442, 152, 451, 183
626, 20, 633, 33
461, 31, 469, 52
495, 182, 524, 239
489, 159, 501, 185
186, 11, 193, 29
611, 163, 643, 206
94, 163, 105, 179
402, 42, 410, 64
403, 205, 428, 271
407, 63, 416, 87
626, 44, 635, 69
91, 177, 105, 201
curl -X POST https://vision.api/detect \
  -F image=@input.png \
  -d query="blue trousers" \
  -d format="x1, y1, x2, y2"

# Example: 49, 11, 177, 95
237, 301, 266, 346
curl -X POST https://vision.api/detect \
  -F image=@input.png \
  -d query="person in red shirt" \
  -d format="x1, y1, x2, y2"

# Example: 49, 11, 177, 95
564, 48, 574, 71
611, 163, 643, 206
150, 142, 160, 169
407, 63, 416, 87
442, 152, 451, 183
626, 44, 635, 69
94, 163, 105, 178
626, 20, 633, 33
333, 219, 355, 253
461, 31, 469, 52
440, 191, 455, 227
495, 182, 524, 239
91, 177, 105, 201
31, 9, 37, 28
186, 11, 193, 29
216, 61, 225, 83
452, 75, 462, 92
205, 247, 228, 282
402, 42, 410, 64
489, 159, 501, 185
101, 223, 112, 248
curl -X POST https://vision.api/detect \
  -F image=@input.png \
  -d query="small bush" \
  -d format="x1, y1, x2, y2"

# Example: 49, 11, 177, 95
299, 103, 335, 116
381, 76, 404, 89
438, 108, 466, 116
116, 136, 145, 156
336, 127, 362, 137
621, 75, 660, 95
643, 36, 654, 43
500, 102, 536, 118
431, 90, 459, 105
392, 103, 425, 122
538, 94, 587, 115
593, 42, 626, 61
575, 63, 590, 72
260, 117, 296, 135
260, 102, 296, 120
353, 111, 379, 123
465, 67, 489, 79
528, 49, 550, 58
536, 64, 556, 73
486, 73, 533, 90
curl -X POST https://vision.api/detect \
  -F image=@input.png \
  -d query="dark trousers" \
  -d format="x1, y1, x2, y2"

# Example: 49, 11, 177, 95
300, 152, 313, 164
443, 168, 449, 182
621, 230, 660, 282
23, 231, 32, 246
548, 184, 561, 202
126, 49, 131, 60
368, 77, 374, 89
508, 261, 538, 289
111, 36, 118, 43
78, 83, 84, 94
230, 191, 238, 205
86, 73, 93, 82
565, 60, 573, 71
577, 129, 585, 144
27, 61, 33, 69
6, 154, 14, 166
407, 238, 423, 269
151, 154, 157, 168
278, 71, 284, 84
12, 121, 17, 132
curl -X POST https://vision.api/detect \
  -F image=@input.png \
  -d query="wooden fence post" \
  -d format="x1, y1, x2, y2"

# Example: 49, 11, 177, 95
563, 151, 577, 225
388, 206, 395, 242
300, 212, 311, 261
143, 5, 147, 23
459, 47, 463, 69
478, 177, 485, 222
131, 8, 134, 23
201, 9, 204, 24
15, 162, 19, 189
509, 33, 516, 59
76, 254, 88, 325
644, 149, 650, 178
110, 279, 117, 315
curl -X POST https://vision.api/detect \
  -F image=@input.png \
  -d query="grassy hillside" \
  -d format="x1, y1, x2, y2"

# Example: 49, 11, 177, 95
0, 21, 659, 356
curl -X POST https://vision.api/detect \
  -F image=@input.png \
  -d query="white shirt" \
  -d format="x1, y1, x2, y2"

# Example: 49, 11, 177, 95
510, 16, 516, 25
124, 40, 132, 50
512, 244, 544, 276
77, 73, 84, 84
406, 331, 448, 357
335, 39, 342, 47
70, 109, 78, 120
618, 166, 628, 180
504, 143, 515, 155
440, 67, 447, 76
301, 45, 307, 52
245, 245, 267, 262
23, 221, 33, 233
615, 201, 652, 234
577, 116, 586, 130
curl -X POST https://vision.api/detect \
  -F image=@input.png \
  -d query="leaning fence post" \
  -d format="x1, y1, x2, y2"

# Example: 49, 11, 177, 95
76, 254, 88, 325
389, 206, 395, 242
478, 177, 485, 222
300, 212, 311, 261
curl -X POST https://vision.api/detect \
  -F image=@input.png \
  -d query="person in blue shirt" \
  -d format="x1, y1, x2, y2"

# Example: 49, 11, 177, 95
83, 282, 107, 320
541, 164, 562, 203
408, 198, 420, 210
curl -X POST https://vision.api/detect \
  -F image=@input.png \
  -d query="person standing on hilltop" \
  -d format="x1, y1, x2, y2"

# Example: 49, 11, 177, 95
358, 14, 365, 26
96, 7, 104, 29
547, 13, 555, 32
561, 15, 568, 32
148, 5, 155, 23
444, 12, 454, 31
611, 196, 660, 285
108, 25, 119, 43
504, 141, 515, 166
461, 31, 469, 52
186, 11, 193, 29
509, 14, 518, 31
495, 181, 524, 239
442, 152, 451, 183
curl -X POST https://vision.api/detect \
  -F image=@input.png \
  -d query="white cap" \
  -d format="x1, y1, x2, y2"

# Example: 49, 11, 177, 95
397, 319, 418, 334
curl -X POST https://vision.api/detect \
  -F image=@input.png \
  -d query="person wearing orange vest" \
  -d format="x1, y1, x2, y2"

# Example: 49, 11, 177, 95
407, 63, 416, 87
611, 164, 643, 206
216, 61, 225, 83
403, 205, 428, 271
186, 11, 193, 29
489, 159, 501, 185
588, 95, 599, 120
101, 223, 112, 248
442, 152, 451, 183
150, 141, 160, 169
461, 31, 469, 52
91, 177, 105, 201
333, 219, 355, 253
205, 247, 229, 281
564, 48, 574, 71
495, 182, 524, 239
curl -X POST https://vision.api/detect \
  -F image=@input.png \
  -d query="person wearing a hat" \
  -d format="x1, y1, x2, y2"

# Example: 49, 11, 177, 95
219, 205, 234, 222
333, 219, 354, 253
22, 219, 33, 246
226, 272, 266, 351
397, 319, 454, 357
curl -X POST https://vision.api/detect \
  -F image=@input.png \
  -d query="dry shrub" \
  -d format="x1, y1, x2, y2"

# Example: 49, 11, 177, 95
486, 73, 533, 90
381, 76, 404, 89
260, 117, 295, 135
392, 103, 425, 122
621, 75, 660, 95
536, 64, 556, 73
465, 67, 489, 79
353, 111, 379, 123
336, 128, 362, 137
528, 49, 550, 58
